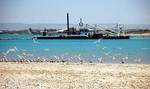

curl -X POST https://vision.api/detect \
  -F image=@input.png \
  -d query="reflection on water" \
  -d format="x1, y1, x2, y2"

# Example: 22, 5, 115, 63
0, 34, 150, 63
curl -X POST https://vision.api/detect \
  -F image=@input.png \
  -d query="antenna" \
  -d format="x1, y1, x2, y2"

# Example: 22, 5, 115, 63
79, 18, 84, 27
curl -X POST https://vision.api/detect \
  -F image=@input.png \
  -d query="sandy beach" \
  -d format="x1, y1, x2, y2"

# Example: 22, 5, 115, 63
0, 62, 150, 89
126, 33, 150, 36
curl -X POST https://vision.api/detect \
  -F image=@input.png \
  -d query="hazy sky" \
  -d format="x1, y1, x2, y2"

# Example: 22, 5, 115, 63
0, 0, 150, 24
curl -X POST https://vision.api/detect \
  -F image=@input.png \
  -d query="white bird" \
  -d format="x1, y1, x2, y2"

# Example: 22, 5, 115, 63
43, 48, 49, 51
104, 51, 112, 55
134, 58, 141, 63
102, 46, 107, 50
117, 47, 122, 50
122, 55, 128, 62
112, 56, 116, 60
26, 53, 33, 56
21, 49, 27, 51
33, 38, 39, 44
1, 56, 8, 62
6, 48, 16, 54
98, 57, 103, 63
17, 55, 23, 59
141, 48, 149, 50
4, 46, 18, 55
22, 52, 26, 56
137, 58, 141, 62
42, 57, 46, 62
77, 54, 81, 61
125, 56, 128, 60
53, 56, 59, 60
59, 55, 64, 60
94, 39, 102, 44
14, 46, 18, 51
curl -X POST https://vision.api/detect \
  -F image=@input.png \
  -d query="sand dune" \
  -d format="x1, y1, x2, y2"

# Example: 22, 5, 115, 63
0, 62, 150, 89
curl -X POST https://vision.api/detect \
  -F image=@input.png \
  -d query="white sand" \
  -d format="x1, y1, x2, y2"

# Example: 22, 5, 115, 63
0, 62, 150, 89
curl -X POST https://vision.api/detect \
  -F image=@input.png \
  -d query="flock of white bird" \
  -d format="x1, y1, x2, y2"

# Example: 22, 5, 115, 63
0, 39, 145, 63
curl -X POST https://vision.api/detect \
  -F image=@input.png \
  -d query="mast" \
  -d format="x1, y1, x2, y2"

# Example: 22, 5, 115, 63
67, 13, 69, 35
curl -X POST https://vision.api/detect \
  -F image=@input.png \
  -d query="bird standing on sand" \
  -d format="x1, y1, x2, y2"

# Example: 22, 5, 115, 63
98, 57, 103, 63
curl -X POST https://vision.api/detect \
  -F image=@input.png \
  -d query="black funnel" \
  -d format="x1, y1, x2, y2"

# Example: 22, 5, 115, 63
67, 13, 69, 35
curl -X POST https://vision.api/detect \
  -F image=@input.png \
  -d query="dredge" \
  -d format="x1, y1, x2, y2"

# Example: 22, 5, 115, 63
33, 13, 130, 39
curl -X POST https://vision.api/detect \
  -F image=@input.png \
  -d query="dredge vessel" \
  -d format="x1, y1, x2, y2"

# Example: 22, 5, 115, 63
33, 13, 130, 40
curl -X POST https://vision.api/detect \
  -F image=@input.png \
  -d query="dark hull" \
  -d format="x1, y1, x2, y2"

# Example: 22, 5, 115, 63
33, 36, 130, 40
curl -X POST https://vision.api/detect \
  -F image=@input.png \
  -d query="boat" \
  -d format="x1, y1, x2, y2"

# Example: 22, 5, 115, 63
33, 13, 130, 40
33, 35, 129, 40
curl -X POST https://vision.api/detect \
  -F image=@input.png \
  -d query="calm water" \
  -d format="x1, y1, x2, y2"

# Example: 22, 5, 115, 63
0, 34, 150, 63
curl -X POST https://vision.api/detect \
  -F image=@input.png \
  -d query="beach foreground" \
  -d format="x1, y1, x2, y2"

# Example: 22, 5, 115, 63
0, 62, 150, 89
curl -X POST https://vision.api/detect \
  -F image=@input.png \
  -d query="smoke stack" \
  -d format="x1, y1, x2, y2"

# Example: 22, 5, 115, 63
67, 13, 69, 35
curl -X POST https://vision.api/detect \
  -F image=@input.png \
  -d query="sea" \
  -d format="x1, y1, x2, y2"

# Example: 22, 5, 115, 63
0, 34, 150, 64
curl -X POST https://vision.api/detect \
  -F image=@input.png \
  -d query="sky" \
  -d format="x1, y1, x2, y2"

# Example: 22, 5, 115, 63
0, 0, 150, 24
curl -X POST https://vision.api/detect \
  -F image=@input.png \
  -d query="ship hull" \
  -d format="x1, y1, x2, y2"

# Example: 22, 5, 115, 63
33, 36, 130, 40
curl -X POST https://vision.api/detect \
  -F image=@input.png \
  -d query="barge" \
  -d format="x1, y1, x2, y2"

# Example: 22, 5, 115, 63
33, 13, 130, 40
33, 35, 129, 40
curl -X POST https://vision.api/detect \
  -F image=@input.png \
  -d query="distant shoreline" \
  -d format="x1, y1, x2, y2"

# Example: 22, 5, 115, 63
126, 33, 150, 36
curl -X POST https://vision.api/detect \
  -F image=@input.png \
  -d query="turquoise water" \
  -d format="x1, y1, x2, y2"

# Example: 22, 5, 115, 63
0, 34, 150, 63
0, 34, 40, 39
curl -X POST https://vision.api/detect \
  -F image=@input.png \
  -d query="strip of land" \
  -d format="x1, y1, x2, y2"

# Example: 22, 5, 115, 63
0, 62, 150, 89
